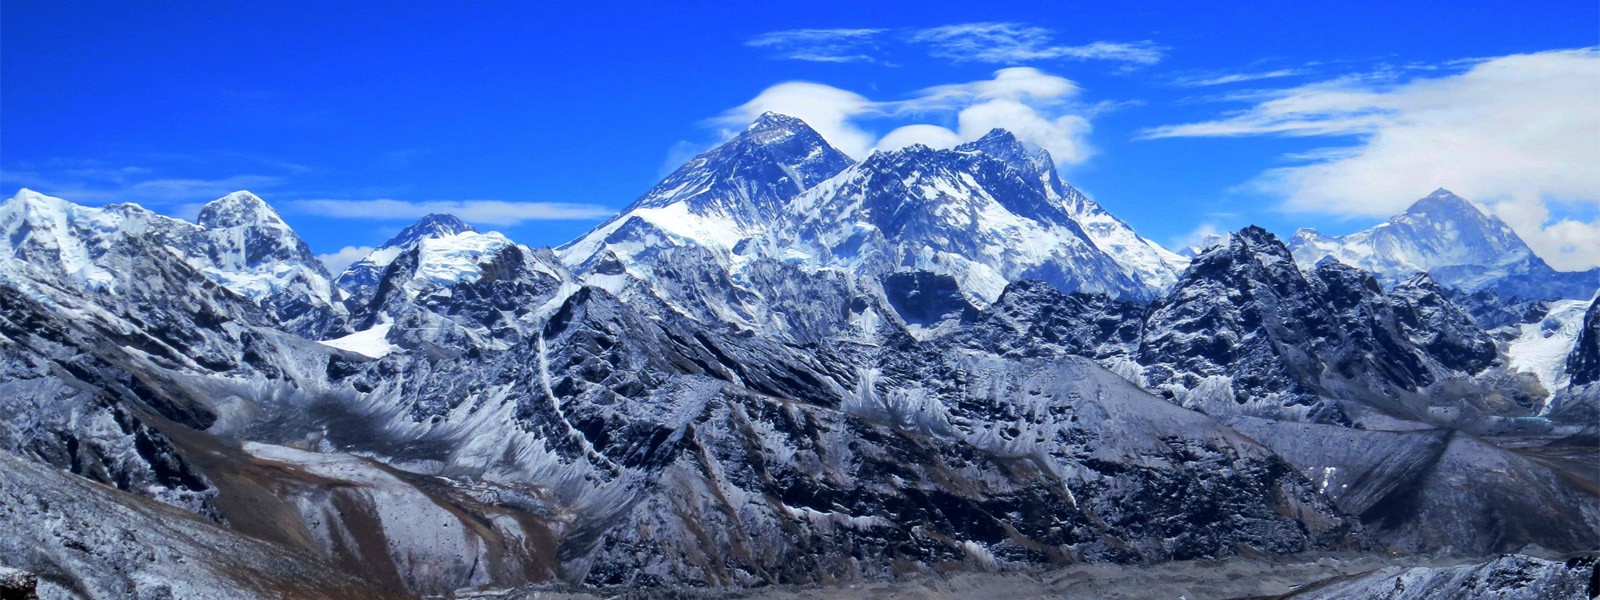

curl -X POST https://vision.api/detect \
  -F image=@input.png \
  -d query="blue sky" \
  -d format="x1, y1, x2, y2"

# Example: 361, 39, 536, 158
4, 2, 1598, 270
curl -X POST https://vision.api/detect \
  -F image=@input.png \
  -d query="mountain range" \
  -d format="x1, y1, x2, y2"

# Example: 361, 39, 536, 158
0, 114, 1594, 598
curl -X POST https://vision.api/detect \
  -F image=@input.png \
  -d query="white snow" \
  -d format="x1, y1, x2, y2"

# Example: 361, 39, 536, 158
1506, 299, 1591, 398
319, 321, 397, 358
413, 231, 514, 288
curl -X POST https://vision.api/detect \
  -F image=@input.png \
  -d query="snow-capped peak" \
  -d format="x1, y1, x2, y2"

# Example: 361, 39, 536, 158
746, 111, 810, 134
197, 190, 287, 229
337, 213, 488, 298
953, 130, 1188, 290
560, 113, 854, 269
0, 188, 124, 289
955, 129, 1053, 177
385, 213, 476, 248
1285, 188, 1597, 299
1, 188, 343, 336
412, 230, 515, 288
9, 187, 56, 206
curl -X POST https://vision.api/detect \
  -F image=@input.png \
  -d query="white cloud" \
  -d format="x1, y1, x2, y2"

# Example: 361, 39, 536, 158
288, 199, 613, 225
1143, 47, 1600, 270
0, 167, 284, 208
317, 245, 375, 274
875, 124, 963, 153
747, 28, 884, 63
715, 82, 881, 158
882, 68, 1095, 162
1176, 68, 1307, 87
718, 68, 1097, 167
745, 22, 1163, 67
908, 23, 1163, 65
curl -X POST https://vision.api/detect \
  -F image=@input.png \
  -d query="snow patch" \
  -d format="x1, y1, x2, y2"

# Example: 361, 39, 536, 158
319, 321, 397, 358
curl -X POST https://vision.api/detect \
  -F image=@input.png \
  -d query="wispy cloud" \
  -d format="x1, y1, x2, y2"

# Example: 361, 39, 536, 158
1175, 68, 1307, 87
0, 164, 285, 208
745, 22, 1163, 67
747, 28, 885, 63
908, 23, 1163, 65
1141, 47, 1600, 270
286, 198, 613, 225
715, 67, 1099, 167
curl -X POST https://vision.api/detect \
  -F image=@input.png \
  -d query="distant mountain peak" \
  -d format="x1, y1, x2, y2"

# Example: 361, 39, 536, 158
198, 190, 285, 228
970, 128, 1022, 146
1287, 189, 1598, 299
956, 129, 1053, 176
1427, 187, 1462, 200
748, 111, 809, 132
10, 187, 52, 203
1405, 187, 1483, 217
384, 214, 475, 248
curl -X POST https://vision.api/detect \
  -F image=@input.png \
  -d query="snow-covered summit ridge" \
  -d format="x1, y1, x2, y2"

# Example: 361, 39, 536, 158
389, 213, 476, 245
771, 133, 1183, 303
622, 110, 853, 221
1288, 188, 1599, 299
0, 188, 343, 336
904, 127, 1186, 292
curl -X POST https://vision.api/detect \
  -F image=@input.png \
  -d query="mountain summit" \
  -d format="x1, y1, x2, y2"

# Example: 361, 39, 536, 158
611, 111, 853, 229
197, 190, 288, 229
1289, 188, 1600, 299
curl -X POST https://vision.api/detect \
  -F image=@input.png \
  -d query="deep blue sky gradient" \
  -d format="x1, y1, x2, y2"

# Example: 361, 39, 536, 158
4, 1, 1596, 254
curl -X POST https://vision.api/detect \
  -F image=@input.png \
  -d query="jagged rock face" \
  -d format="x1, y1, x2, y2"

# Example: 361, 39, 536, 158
1133, 226, 1543, 429
1137, 226, 1348, 423
880, 271, 974, 328
0, 286, 217, 514
335, 213, 477, 305
1549, 297, 1600, 422
1289, 188, 1600, 300
946, 279, 1145, 365
347, 235, 567, 340
0, 189, 345, 338
1446, 288, 1554, 330
0, 451, 389, 599
1388, 274, 1498, 374
1569, 296, 1600, 386
1309, 260, 1432, 392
